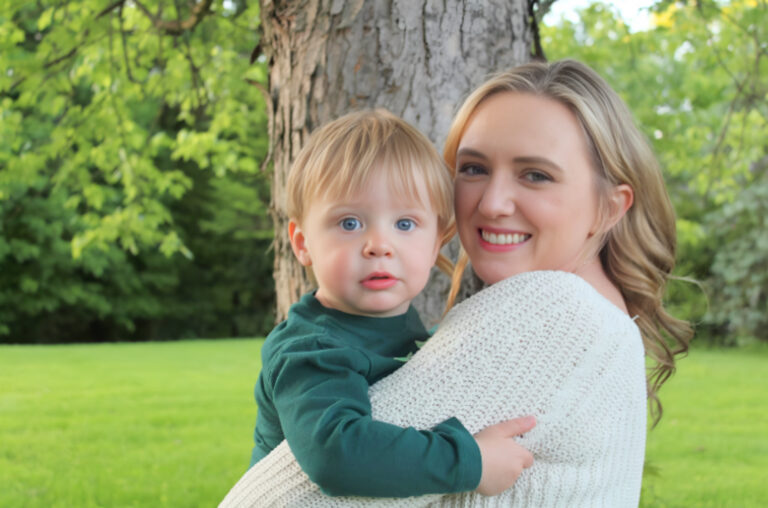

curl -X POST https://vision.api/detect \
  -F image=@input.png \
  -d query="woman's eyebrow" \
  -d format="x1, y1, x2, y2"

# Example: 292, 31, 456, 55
456, 147, 488, 159
513, 156, 563, 173
457, 148, 563, 173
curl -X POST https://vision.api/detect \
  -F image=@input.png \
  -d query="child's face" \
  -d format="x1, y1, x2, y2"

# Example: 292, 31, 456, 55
289, 169, 442, 317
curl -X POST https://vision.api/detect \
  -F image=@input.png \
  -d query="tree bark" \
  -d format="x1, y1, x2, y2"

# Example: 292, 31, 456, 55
261, 0, 533, 325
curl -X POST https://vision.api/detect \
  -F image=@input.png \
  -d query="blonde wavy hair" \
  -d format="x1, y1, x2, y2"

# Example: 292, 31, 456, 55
443, 59, 692, 425
287, 108, 455, 274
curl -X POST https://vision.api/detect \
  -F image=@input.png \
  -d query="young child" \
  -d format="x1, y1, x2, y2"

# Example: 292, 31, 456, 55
249, 109, 534, 498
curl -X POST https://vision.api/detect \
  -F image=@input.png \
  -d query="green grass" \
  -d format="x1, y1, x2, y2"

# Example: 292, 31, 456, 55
640, 344, 768, 508
1, 340, 765, 507
0, 339, 263, 508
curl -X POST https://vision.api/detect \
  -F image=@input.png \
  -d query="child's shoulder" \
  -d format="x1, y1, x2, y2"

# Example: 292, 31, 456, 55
263, 320, 341, 358
260, 326, 370, 390
261, 309, 357, 366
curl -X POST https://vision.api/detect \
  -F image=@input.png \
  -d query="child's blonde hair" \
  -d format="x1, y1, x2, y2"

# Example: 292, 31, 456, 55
443, 59, 692, 425
287, 109, 455, 273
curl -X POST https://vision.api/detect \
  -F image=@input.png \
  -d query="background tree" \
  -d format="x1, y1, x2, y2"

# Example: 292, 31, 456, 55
0, 1, 275, 342
260, 0, 540, 324
5, 0, 763, 345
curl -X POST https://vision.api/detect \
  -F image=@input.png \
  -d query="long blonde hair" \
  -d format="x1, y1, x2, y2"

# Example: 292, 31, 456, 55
444, 60, 692, 425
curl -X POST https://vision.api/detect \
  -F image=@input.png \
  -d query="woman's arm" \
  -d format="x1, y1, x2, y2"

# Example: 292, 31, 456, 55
220, 271, 647, 508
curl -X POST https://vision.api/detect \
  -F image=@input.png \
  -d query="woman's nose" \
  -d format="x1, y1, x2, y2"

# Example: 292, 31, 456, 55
477, 175, 516, 218
362, 228, 394, 258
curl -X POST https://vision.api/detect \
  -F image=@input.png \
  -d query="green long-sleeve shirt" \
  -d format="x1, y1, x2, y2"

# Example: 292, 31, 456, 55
250, 292, 481, 497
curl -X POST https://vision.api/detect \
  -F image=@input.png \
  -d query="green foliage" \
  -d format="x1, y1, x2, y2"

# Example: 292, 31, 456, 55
542, 0, 768, 344
0, 1, 274, 342
706, 161, 768, 343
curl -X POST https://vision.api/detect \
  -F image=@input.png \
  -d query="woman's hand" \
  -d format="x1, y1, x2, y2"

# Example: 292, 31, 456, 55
474, 415, 536, 496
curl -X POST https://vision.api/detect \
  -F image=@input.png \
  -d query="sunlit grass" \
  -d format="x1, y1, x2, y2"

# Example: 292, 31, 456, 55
1, 340, 764, 507
640, 344, 768, 507
0, 339, 263, 508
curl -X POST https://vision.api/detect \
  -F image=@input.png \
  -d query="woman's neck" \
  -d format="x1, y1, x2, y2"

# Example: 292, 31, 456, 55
573, 258, 629, 314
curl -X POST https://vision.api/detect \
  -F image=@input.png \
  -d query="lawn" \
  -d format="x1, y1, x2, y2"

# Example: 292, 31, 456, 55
1, 340, 765, 507
0, 339, 263, 508
640, 344, 768, 508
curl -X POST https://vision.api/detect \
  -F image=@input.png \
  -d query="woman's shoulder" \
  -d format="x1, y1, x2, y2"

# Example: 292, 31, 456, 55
459, 270, 598, 308
450, 270, 637, 333
491, 270, 590, 294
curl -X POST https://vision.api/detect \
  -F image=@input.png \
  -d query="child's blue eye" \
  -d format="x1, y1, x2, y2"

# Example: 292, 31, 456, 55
339, 217, 361, 231
395, 219, 415, 231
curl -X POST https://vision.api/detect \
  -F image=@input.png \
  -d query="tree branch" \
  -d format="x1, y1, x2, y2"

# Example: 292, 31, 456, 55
532, 0, 558, 23
96, 0, 125, 19
528, 0, 547, 61
118, 2, 142, 84
133, 0, 215, 35
173, 0, 206, 112
43, 45, 80, 68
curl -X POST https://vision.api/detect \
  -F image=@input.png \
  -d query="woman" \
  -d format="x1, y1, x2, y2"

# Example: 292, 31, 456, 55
220, 59, 692, 507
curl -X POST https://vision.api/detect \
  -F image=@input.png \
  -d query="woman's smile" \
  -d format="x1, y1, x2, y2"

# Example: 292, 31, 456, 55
454, 92, 602, 285
478, 228, 531, 250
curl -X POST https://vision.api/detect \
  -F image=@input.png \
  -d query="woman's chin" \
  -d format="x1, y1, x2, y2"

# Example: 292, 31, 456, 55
473, 264, 526, 286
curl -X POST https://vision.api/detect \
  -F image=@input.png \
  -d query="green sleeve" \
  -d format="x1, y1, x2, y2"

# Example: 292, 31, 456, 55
269, 339, 482, 497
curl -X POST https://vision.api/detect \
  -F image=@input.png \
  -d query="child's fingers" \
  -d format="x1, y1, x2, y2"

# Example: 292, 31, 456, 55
503, 439, 534, 469
515, 442, 534, 468
493, 415, 537, 437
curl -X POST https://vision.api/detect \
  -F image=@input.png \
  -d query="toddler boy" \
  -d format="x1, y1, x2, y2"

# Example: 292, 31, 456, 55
250, 109, 533, 498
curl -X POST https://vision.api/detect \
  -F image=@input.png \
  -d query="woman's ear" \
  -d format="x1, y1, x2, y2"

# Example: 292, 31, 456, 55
288, 219, 312, 266
605, 184, 634, 230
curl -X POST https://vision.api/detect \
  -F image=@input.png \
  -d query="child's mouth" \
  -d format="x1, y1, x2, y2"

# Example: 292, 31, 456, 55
361, 272, 397, 290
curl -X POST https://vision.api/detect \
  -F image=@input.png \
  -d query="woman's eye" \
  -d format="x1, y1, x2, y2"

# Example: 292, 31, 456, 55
457, 163, 487, 176
339, 217, 361, 231
523, 170, 552, 183
395, 218, 415, 231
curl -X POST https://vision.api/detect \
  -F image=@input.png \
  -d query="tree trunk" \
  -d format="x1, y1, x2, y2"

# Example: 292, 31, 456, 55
261, 0, 533, 325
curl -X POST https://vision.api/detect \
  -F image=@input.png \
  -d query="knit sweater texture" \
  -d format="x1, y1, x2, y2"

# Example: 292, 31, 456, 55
220, 271, 648, 508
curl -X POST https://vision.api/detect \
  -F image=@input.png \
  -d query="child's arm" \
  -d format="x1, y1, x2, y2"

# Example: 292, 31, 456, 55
269, 337, 483, 497
220, 416, 536, 508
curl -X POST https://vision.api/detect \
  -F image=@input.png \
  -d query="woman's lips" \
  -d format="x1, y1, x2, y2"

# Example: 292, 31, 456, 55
478, 228, 531, 252
361, 272, 398, 290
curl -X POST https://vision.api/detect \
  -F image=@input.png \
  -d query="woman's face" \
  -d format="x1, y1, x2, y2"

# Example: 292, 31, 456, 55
454, 92, 603, 285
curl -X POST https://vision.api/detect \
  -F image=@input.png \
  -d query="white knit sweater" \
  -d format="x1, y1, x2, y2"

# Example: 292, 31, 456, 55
221, 271, 647, 508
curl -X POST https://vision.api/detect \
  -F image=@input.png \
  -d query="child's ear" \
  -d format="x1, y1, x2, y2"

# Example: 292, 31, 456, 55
288, 219, 312, 266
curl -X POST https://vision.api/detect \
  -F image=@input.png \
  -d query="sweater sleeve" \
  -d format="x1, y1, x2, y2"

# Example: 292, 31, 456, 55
220, 271, 647, 508
266, 338, 481, 497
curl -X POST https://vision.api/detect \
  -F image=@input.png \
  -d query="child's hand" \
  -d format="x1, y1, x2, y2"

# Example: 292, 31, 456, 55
474, 415, 536, 496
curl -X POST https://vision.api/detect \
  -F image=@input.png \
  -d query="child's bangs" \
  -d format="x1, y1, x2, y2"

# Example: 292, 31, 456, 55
313, 155, 429, 209
378, 148, 437, 211
314, 135, 440, 212
312, 140, 382, 204
381, 138, 454, 225
293, 109, 452, 227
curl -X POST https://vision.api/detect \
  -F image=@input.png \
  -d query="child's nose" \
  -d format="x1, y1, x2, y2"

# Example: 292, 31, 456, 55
362, 229, 393, 258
